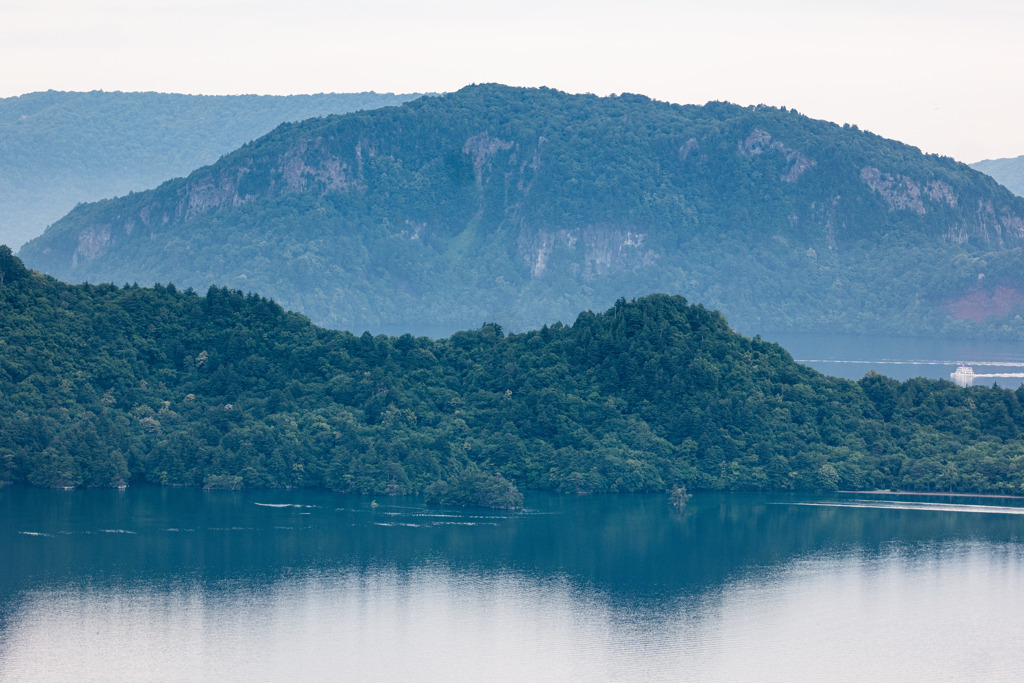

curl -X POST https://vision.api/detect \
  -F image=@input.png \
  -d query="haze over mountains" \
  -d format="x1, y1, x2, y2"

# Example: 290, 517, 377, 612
971, 155, 1024, 198
0, 90, 422, 249
20, 85, 1024, 339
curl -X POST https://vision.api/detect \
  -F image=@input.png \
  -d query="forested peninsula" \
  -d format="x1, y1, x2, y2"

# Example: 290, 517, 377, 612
3, 247, 1024, 507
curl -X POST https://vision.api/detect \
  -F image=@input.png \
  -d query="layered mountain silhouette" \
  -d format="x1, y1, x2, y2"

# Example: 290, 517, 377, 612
20, 84, 1024, 338
0, 90, 421, 248
972, 155, 1024, 197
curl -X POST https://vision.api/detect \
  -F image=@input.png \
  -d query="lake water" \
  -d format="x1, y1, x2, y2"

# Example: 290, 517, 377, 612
2, 487, 1024, 681
764, 332, 1024, 388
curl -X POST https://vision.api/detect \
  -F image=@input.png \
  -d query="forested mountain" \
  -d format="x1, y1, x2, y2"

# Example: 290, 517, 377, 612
20, 84, 1024, 339
0, 90, 422, 249
972, 155, 1024, 197
4, 246, 1024, 505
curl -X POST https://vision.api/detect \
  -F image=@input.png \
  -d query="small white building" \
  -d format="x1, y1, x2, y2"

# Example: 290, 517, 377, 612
951, 365, 975, 388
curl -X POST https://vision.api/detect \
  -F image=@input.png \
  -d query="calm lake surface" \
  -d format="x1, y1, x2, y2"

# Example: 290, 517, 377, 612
764, 332, 1024, 388
2, 486, 1024, 682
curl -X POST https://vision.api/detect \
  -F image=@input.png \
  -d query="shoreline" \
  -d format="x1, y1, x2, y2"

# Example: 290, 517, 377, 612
839, 489, 1024, 501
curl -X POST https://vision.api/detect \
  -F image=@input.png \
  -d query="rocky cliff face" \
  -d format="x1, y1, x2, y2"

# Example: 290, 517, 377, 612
19, 85, 1024, 338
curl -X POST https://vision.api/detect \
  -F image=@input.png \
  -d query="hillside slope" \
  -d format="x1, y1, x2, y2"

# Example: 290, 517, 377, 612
20, 84, 1024, 338
972, 155, 1024, 197
4, 246, 1024, 502
0, 90, 421, 248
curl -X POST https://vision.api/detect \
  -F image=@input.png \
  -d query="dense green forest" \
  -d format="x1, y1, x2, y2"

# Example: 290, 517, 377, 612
4, 247, 1024, 507
0, 90, 422, 249
972, 155, 1024, 197
20, 84, 1024, 340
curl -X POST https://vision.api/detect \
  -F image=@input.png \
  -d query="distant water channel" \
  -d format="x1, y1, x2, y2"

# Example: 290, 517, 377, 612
2, 486, 1024, 681
764, 332, 1024, 388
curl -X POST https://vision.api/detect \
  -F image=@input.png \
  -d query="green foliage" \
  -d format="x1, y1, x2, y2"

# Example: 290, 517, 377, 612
423, 466, 524, 509
0, 90, 423, 249
204, 474, 244, 490
5, 252, 1024, 504
0, 245, 29, 285
19, 85, 1024, 340
669, 485, 691, 510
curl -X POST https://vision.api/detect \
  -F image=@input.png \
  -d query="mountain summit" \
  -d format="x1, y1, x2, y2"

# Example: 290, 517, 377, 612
19, 84, 1024, 338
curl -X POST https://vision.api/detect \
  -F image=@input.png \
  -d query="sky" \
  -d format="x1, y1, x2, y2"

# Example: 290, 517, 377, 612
2, 0, 1022, 163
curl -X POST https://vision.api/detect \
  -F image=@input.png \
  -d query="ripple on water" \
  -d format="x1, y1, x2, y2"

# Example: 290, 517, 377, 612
788, 499, 1024, 515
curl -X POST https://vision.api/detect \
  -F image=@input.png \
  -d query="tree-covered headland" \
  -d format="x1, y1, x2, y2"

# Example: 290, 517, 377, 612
3, 247, 1023, 507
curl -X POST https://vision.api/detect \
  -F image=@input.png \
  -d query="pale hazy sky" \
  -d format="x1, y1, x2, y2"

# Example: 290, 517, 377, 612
2, 0, 1021, 163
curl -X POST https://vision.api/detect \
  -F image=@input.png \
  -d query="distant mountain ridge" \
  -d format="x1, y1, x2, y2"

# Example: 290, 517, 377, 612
0, 90, 423, 248
971, 155, 1024, 197
19, 84, 1024, 339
